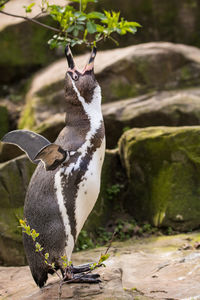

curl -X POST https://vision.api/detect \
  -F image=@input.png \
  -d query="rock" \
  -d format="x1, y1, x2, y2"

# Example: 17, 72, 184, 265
0, 142, 24, 163
0, 99, 22, 131
0, 0, 66, 83
2, 233, 200, 299
0, 100, 24, 163
19, 42, 200, 135
0, 105, 9, 139
35, 114, 65, 142
0, 155, 36, 266
103, 88, 200, 148
119, 126, 200, 231
0, 0, 66, 30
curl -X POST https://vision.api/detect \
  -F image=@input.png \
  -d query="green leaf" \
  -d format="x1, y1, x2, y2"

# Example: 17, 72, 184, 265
96, 24, 105, 33
35, 242, 43, 252
87, 20, 97, 34
99, 253, 110, 264
74, 11, 87, 21
19, 219, 26, 227
73, 28, 79, 36
45, 253, 49, 260
48, 38, 58, 49
90, 262, 97, 270
23, 2, 35, 13
31, 229, 39, 241
87, 12, 105, 20
67, 25, 75, 33
127, 21, 141, 27
83, 29, 88, 40
70, 0, 97, 12
61, 255, 67, 261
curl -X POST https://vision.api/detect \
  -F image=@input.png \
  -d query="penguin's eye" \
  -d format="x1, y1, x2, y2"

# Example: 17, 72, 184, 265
72, 73, 79, 81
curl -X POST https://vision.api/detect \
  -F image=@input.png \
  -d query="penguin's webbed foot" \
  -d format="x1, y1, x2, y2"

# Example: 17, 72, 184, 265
71, 272, 101, 284
71, 262, 93, 274
64, 272, 101, 284
63, 263, 101, 284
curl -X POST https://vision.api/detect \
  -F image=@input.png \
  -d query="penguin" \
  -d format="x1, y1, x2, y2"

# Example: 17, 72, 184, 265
1, 46, 105, 287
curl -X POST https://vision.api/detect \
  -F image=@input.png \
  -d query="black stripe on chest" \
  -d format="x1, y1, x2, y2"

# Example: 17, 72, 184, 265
61, 121, 105, 241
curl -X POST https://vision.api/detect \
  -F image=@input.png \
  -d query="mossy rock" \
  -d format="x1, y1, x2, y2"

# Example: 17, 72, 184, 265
119, 126, 200, 231
103, 88, 200, 149
0, 142, 24, 163
0, 155, 36, 265
19, 43, 200, 138
0, 16, 61, 84
0, 105, 9, 139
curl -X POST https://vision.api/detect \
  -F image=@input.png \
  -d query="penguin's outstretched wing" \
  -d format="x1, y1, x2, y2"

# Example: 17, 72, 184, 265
1, 130, 68, 171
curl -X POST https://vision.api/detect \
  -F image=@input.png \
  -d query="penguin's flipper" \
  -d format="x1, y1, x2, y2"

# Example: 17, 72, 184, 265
1, 130, 67, 170
34, 144, 67, 171
1, 130, 51, 162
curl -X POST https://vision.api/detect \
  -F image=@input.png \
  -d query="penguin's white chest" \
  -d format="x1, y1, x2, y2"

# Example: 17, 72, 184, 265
55, 82, 104, 260
75, 137, 105, 237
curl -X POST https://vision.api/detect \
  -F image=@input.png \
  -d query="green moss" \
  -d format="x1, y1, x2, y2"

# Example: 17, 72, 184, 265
36, 81, 64, 98
18, 99, 35, 130
119, 127, 200, 231
0, 106, 9, 139
180, 66, 192, 81
0, 156, 36, 265
110, 82, 139, 100
0, 16, 59, 83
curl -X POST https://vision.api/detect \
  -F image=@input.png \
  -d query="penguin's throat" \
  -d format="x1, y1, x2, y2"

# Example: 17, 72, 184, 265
64, 81, 103, 174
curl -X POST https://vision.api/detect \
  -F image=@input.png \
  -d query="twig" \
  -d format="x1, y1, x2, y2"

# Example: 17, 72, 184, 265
58, 281, 63, 300
104, 230, 117, 255
0, 9, 60, 32
79, 0, 82, 12
33, 11, 45, 19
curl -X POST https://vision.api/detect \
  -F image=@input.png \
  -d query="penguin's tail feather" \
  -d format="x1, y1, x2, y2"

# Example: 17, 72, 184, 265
23, 233, 49, 288
33, 268, 48, 288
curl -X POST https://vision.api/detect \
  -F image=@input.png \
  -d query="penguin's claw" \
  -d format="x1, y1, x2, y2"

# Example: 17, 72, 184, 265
71, 262, 94, 274
62, 264, 101, 284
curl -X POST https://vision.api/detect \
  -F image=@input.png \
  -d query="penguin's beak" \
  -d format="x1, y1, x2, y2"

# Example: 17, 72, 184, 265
82, 47, 97, 73
65, 45, 75, 70
65, 45, 97, 74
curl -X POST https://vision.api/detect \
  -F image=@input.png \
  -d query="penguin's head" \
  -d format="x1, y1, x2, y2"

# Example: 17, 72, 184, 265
64, 46, 99, 104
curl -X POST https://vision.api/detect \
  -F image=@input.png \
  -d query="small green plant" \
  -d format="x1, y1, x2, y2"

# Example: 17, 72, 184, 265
19, 219, 110, 299
75, 229, 94, 251
122, 126, 131, 133
96, 227, 113, 246
19, 219, 57, 271
167, 226, 174, 235
0, 0, 141, 48
106, 183, 124, 200
90, 253, 110, 270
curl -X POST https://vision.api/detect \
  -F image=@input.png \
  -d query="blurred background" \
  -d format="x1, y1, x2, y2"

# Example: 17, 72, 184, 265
1, 0, 200, 267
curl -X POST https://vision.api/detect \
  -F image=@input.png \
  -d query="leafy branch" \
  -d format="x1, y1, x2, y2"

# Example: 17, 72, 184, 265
0, 0, 141, 48
19, 219, 111, 299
